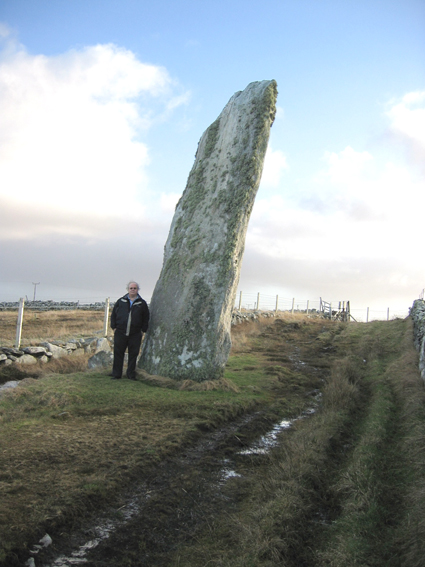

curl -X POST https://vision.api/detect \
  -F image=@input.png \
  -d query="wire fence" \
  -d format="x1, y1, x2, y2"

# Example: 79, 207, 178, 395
0, 291, 413, 326
234, 292, 410, 323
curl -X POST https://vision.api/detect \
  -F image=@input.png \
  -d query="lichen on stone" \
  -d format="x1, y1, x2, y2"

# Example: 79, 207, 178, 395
139, 80, 277, 381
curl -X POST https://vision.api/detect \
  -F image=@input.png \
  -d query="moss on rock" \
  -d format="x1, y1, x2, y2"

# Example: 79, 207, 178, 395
139, 80, 277, 381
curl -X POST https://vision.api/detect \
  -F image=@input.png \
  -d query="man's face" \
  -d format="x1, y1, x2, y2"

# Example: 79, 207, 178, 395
128, 284, 138, 299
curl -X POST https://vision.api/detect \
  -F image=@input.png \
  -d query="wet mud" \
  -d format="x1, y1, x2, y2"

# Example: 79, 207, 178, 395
35, 393, 322, 567
22, 317, 332, 567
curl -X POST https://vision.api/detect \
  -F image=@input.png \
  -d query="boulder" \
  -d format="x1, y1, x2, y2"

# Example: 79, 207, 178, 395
87, 351, 113, 369
139, 80, 277, 381
94, 338, 111, 354
40, 342, 68, 359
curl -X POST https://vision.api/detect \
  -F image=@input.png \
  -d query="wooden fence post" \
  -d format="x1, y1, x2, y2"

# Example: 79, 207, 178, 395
103, 297, 110, 337
15, 297, 25, 349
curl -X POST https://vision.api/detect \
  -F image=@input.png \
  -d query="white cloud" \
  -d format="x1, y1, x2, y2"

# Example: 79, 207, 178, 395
387, 91, 425, 147
386, 90, 425, 171
0, 33, 188, 219
160, 192, 181, 213
323, 146, 373, 186
246, 91, 425, 303
260, 145, 288, 187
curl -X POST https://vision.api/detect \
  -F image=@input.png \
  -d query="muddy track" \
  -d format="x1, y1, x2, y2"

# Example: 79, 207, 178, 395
35, 321, 331, 567
37, 408, 285, 566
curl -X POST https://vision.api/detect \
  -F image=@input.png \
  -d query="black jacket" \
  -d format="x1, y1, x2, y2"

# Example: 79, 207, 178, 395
111, 294, 150, 336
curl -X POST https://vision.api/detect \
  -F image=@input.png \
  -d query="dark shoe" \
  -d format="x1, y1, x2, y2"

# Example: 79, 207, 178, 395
127, 376, 137, 381
111, 376, 121, 380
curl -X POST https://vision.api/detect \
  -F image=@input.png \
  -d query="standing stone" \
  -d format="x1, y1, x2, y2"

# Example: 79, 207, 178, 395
139, 80, 277, 381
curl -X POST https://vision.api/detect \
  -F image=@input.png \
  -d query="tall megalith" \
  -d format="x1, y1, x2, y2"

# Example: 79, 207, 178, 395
139, 80, 277, 381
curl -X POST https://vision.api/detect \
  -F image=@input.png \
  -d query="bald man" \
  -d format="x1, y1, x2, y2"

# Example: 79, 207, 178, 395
110, 281, 149, 380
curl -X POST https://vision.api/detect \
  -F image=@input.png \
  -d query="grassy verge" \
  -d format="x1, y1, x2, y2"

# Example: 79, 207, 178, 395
315, 319, 425, 567
171, 317, 425, 567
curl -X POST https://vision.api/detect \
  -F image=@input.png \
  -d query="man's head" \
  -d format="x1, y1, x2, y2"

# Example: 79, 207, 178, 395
127, 281, 140, 299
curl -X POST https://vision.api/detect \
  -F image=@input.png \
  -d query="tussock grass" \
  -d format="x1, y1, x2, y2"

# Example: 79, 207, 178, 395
172, 317, 425, 567
0, 352, 93, 387
314, 319, 425, 567
1, 313, 424, 567
137, 370, 240, 392
174, 342, 361, 567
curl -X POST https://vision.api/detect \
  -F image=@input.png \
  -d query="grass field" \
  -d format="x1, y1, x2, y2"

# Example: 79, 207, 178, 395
0, 312, 424, 566
0, 309, 106, 348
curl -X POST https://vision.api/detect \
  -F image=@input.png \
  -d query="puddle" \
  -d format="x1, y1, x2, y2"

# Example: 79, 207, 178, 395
36, 394, 322, 565
219, 459, 243, 484
216, 390, 323, 488
43, 497, 144, 566
238, 391, 322, 456
238, 418, 293, 455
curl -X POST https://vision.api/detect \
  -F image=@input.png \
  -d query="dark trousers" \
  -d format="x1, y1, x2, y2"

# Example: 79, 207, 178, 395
112, 330, 143, 379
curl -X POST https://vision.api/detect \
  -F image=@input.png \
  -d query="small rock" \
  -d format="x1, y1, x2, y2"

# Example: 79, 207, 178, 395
23, 346, 47, 356
39, 533, 53, 547
39, 342, 68, 359
15, 354, 37, 365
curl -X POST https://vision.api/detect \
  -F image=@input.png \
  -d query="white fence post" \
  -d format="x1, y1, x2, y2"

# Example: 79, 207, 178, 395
257, 292, 260, 311
306, 300, 310, 315
238, 291, 242, 310
275, 295, 279, 313
366, 307, 369, 323
15, 297, 25, 349
103, 297, 110, 337
387, 307, 390, 321
291, 298, 295, 314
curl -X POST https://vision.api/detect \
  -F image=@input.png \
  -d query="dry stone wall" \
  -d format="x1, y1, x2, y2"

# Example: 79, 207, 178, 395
410, 299, 425, 382
0, 301, 108, 311
0, 337, 113, 367
0, 310, 275, 369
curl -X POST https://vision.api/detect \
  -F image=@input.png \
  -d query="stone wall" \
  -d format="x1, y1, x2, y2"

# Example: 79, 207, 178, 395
410, 299, 425, 382
0, 300, 108, 311
0, 310, 275, 368
0, 337, 113, 367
